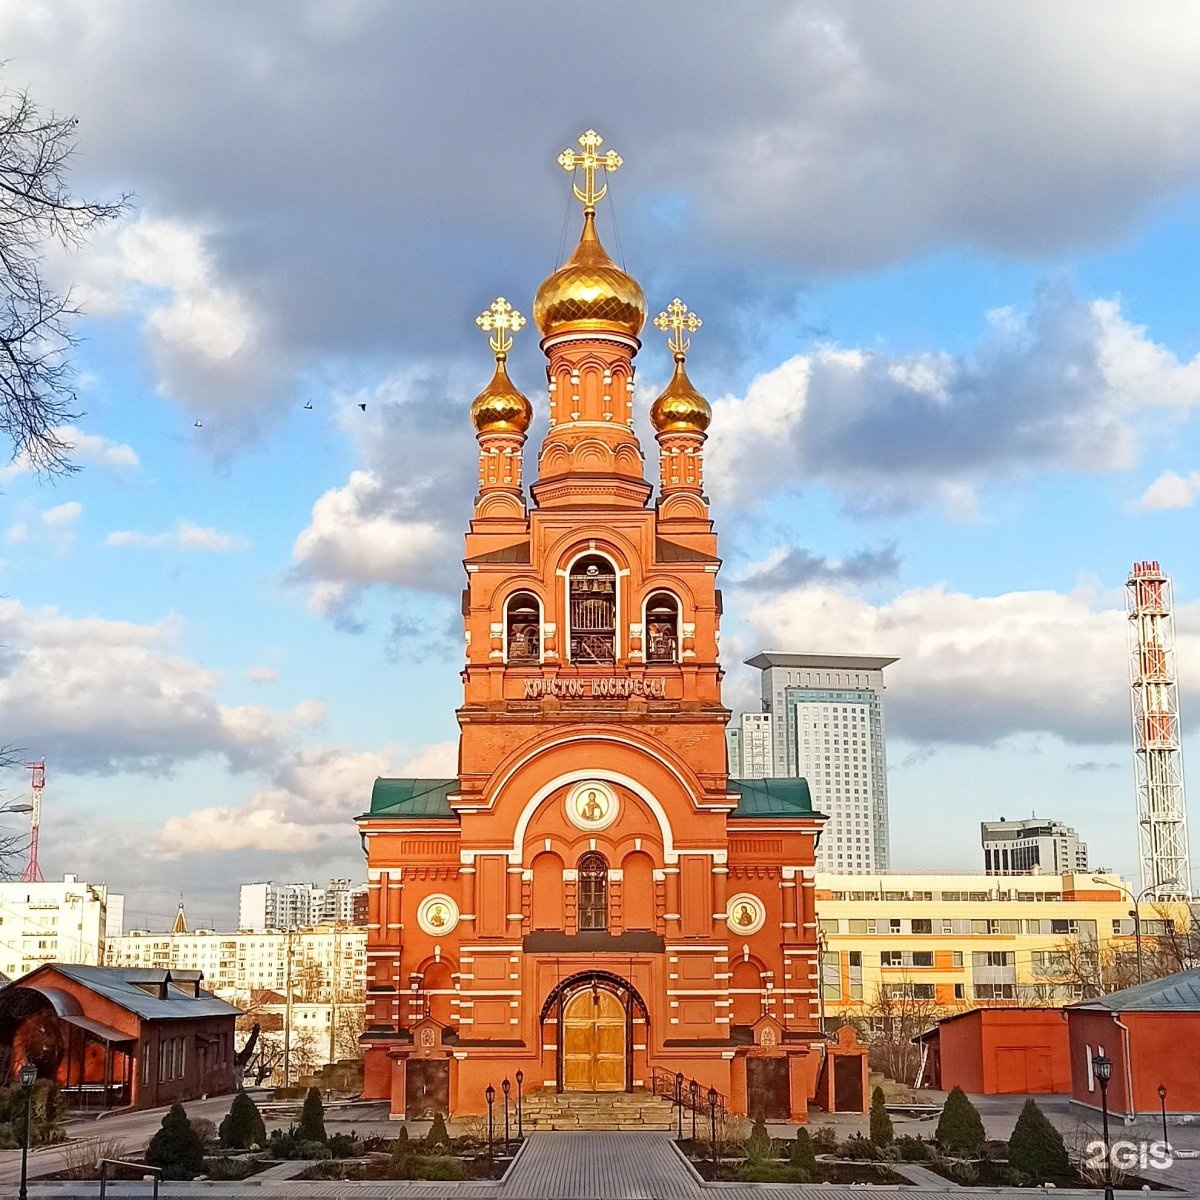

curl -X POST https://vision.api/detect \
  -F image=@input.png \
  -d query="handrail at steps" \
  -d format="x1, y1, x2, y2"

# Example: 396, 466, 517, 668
99, 1158, 161, 1198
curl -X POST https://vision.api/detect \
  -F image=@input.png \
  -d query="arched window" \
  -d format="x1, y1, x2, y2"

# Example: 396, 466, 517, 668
577, 852, 609, 932
505, 592, 541, 664
569, 556, 617, 663
644, 592, 680, 663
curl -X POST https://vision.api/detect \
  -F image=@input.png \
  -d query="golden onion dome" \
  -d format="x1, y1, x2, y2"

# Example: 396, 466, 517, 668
533, 211, 646, 340
651, 352, 712, 434
470, 354, 533, 435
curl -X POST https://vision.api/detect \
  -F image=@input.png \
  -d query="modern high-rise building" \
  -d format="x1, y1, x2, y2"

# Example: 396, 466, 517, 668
238, 879, 367, 932
746, 652, 897, 873
737, 712, 774, 777
981, 816, 1089, 875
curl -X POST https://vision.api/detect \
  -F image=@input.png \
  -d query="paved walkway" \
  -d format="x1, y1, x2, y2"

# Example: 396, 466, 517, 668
20, 1129, 1192, 1198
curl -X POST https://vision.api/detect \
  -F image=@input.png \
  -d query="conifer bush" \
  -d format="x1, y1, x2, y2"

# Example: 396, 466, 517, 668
744, 1112, 773, 1164
387, 1125, 412, 1177
869, 1086, 894, 1147
219, 1090, 266, 1150
145, 1103, 205, 1180
424, 1111, 450, 1150
935, 1086, 985, 1157
1007, 1098, 1068, 1182
790, 1127, 816, 1180
298, 1087, 327, 1143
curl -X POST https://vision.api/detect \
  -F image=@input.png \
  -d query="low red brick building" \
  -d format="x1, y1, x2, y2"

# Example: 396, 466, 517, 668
1067, 968, 1200, 1120
914, 1007, 1072, 1095
0, 964, 241, 1110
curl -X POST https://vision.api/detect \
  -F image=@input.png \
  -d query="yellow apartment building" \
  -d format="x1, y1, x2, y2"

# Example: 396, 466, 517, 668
815, 872, 1184, 1023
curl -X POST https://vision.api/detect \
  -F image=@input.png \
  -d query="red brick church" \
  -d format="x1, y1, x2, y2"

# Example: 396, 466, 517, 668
357, 131, 842, 1122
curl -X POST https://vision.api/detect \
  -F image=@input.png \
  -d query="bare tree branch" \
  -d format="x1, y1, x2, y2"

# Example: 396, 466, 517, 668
0, 84, 131, 475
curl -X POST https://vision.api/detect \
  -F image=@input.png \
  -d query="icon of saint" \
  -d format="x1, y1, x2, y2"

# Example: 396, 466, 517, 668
735, 903, 755, 927
580, 789, 605, 821
429, 905, 446, 927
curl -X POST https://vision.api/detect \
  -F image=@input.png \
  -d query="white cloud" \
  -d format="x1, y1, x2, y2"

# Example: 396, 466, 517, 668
154, 743, 398, 857
0, 599, 321, 773
245, 665, 280, 685
707, 289, 1199, 514
41, 501, 82, 527
105, 520, 248, 552
0, 427, 138, 482
738, 581, 1200, 746
1137, 470, 1200, 512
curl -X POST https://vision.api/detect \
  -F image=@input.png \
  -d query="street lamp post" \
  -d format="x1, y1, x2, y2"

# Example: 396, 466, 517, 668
1092, 1053, 1116, 1200
707, 1086, 718, 1175
690, 1080, 697, 1141
502, 1077, 511, 1151
18, 1062, 37, 1200
485, 1084, 495, 1162
1158, 1083, 1168, 1150
515, 1069, 524, 1140
675, 1071, 684, 1142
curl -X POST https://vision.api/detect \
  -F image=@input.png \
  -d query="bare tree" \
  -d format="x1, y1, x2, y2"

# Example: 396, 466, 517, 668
0, 85, 130, 474
860, 976, 948, 1085
0, 744, 31, 880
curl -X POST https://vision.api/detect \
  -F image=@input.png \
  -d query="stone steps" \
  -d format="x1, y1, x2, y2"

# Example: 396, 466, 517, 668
519, 1090, 678, 1131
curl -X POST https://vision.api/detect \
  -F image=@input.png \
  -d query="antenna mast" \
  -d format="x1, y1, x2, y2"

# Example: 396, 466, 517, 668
19, 759, 45, 884
1127, 561, 1191, 896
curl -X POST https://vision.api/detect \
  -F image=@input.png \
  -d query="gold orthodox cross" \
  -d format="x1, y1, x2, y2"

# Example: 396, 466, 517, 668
475, 296, 526, 356
558, 129, 622, 213
653, 298, 702, 356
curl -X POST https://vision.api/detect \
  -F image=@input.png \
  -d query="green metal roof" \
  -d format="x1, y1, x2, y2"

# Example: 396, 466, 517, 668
367, 777, 458, 820
728, 777, 820, 819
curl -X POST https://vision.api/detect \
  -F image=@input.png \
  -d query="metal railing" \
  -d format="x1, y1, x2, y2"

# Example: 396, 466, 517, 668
650, 1067, 726, 1141
99, 1159, 161, 1198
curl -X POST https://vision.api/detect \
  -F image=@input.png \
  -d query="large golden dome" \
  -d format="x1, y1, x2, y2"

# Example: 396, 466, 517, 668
533, 211, 646, 340
650, 353, 712, 434
470, 355, 532, 435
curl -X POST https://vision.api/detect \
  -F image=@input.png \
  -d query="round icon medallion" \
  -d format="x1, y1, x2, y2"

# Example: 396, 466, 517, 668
565, 780, 619, 831
726, 892, 766, 935
416, 893, 459, 936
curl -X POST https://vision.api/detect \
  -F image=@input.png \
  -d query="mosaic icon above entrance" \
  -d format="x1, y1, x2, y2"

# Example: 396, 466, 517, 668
566, 780, 619, 831
727, 892, 766, 935
417, 893, 459, 936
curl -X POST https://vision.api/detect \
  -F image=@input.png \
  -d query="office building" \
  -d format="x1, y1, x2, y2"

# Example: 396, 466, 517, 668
982, 817, 1089, 875
746, 651, 897, 873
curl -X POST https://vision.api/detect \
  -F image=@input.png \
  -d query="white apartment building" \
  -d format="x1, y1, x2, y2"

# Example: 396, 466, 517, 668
105, 923, 366, 1003
737, 712, 774, 777
982, 816, 1089, 875
0, 875, 119, 979
238, 880, 367, 932
746, 651, 897, 874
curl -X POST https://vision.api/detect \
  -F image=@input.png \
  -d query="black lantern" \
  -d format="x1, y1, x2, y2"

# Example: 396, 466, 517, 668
485, 1084, 496, 1161
502, 1076, 511, 1150
674, 1071, 684, 1141
707, 1085, 719, 1174
1092, 1054, 1115, 1200
1158, 1083, 1168, 1151
516, 1069, 524, 1140
18, 1063, 37, 1200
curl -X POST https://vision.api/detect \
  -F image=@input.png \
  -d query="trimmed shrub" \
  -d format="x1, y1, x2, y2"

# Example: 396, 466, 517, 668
424, 1111, 450, 1150
744, 1113, 773, 1164
219, 1091, 266, 1150
790, 1127, 816, 1178
327, 1132, 362, 1159
387, 1126, 412, 1179
298, 1087, 327, 1144
869, 1086, 894, 1147
811, 1125, 839, 1155
145, 1103, 205, 1181
838, 1133, 881, 1161
297, 1138, 332, 1160
1007, 1098, 1068, 1182
893, 1134, 930, 1162
936, 1086, 985, 1157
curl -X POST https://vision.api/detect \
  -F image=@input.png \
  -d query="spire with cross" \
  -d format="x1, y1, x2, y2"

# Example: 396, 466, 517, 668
557, 129, 623, 214
653, 298, 703, 359
475, 296, 526, 358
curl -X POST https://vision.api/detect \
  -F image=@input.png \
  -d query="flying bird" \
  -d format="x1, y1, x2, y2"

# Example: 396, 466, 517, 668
193, 420, 203, 428
358, 403, 367, 412
303, 401, 313, 410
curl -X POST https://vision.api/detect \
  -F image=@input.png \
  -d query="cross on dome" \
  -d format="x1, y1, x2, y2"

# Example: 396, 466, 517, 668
558, 129, 623, 214
653, 298, 702, 359
475, 296, 526, 357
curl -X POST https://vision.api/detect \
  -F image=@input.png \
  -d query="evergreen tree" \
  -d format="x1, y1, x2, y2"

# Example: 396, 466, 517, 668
145, 1103, 204, 1181
298, 1087, 327, 1144
219, 1090, 266, 1150
869, 1086, 894, 1147
935, 1087, 986, 1156
425, 1111, 450, 1149
387, 1126, 412, 1179
1007, 1098, 1068, 1182
790, 1127, 816, 1179
745, 1112, 773, 1164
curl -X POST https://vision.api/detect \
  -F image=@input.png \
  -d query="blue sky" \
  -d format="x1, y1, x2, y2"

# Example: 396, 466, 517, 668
1, 3, 1199, 927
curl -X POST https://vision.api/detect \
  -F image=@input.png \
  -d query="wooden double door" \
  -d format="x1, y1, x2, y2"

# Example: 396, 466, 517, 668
562, 989, 626, 1091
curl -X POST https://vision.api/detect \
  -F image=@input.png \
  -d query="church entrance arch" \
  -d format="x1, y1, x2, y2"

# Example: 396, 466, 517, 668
540, 971, 648, 1094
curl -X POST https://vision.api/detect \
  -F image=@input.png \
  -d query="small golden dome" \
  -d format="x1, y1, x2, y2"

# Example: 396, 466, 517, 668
533, 211, 646, 340
470, 354, 533, 435
651, 353, 711, 434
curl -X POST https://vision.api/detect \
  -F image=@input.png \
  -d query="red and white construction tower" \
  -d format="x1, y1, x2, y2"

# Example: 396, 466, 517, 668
1126, 561, 1191, 897
19, 759, 45, 883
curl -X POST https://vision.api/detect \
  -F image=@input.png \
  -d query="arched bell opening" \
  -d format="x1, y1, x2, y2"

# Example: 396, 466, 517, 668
643, 591, 680, 664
